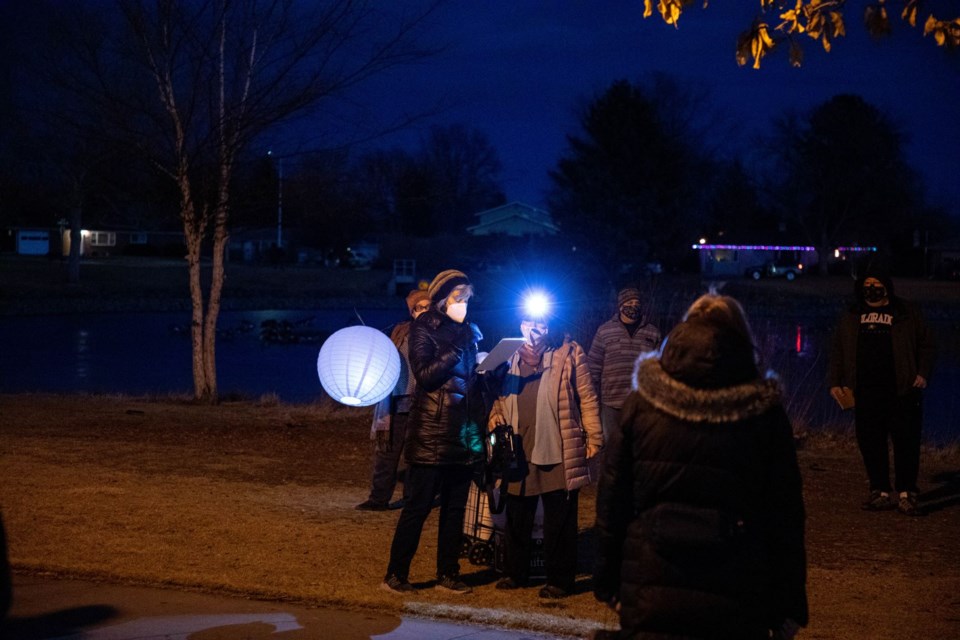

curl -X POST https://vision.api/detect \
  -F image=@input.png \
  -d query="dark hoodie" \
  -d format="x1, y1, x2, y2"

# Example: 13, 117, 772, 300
827, 263, 936, 396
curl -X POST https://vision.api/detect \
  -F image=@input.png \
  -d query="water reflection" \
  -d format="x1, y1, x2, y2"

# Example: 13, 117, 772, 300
1, 310, 956, 444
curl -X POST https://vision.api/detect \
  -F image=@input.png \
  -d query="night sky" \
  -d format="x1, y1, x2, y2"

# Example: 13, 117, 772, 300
340, 1, 960, 218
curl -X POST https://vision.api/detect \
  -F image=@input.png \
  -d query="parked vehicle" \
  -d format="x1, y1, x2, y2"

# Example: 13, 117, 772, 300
746, 260, 803, 281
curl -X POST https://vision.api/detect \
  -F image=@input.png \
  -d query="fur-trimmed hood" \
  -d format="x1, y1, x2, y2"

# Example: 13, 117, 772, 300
633, 354, 782, 423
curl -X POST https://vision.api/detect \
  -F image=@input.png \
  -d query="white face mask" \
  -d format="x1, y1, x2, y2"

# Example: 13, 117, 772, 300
446, 302, 467, 323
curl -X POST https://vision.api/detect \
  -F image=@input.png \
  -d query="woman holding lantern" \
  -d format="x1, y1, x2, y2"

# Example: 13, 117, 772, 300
381, 269, 486, 595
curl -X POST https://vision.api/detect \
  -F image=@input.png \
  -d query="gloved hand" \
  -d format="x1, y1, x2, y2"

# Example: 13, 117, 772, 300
455, 321, 482, 347
542, 330, 571, 350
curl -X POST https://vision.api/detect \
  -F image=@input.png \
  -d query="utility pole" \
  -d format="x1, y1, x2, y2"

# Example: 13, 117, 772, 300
268, 151, 283, 249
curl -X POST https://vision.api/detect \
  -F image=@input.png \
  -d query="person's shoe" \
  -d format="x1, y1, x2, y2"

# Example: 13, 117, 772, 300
380, 574, 414, 593
495, 576, 522, 590
897, 491, 923, 516
538, 584, 570, 599
435, 574, 472, 594
356, 499, 389, 511
861, 490, 895, 511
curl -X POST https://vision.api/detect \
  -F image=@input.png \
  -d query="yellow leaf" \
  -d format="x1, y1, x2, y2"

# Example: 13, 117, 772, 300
923, 14, 937, 35
669, 4, 681, 26
644, 0, 653, 19
830, 11, 845, 37
822, 32, 832, 52
902, 4, 917, 27
760, 24, 776, 47
752, 35, 763, 69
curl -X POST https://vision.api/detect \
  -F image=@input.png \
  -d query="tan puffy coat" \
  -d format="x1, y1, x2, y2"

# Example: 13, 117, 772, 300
488, 341, 603, 492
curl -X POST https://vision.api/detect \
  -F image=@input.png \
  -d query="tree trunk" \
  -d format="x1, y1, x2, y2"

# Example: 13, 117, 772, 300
184, 222, 211, 401
202, 198, 230, 403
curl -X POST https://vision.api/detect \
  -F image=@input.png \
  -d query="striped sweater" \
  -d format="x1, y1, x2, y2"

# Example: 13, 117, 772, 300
587, 315, 661, 409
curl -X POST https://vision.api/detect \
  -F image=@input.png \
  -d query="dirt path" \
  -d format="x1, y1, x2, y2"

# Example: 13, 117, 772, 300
1, 394, 959, 639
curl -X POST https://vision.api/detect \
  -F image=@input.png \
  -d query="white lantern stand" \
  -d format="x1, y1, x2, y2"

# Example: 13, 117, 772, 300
316, 326, 401, 407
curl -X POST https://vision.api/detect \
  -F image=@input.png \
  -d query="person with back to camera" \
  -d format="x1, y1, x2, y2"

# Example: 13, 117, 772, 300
827, 259, 935, 516
587, 286, 661, 448
381, 269, 486, 595
486, 307, 603, 599
592, 294, 808, 640
356, 288, 432, 511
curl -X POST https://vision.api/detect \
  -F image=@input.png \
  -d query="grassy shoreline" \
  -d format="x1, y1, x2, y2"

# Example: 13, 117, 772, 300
2, 393, 959, 639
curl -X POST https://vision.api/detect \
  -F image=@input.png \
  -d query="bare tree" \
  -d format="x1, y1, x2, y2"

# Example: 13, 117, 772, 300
54, 0, 443, 401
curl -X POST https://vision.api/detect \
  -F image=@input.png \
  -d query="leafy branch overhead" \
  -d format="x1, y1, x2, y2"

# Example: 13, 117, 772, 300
643, 0, 960, 68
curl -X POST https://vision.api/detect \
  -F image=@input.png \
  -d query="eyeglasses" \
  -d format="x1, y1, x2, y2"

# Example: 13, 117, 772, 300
413, 303, 431, 313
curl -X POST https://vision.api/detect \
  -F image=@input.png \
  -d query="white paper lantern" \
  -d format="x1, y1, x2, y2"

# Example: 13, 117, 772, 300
316, 326, 401, 406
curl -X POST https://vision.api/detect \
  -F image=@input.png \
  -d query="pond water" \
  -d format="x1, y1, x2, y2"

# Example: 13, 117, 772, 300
1, 309, 957, 445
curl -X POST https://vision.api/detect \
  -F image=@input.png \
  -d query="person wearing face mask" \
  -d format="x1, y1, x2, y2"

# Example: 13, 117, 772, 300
487, 310, 603, 599
587, 287, 662, 448
382, 269, 487, 595
828, 259, 935, 515
357, 288, 432, 511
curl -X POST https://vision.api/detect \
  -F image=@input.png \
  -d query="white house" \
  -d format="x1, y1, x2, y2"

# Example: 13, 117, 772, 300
467, 202, 559, 237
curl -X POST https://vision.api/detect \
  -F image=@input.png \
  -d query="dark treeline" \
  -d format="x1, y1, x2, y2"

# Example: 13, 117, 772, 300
1, 5, 955, 287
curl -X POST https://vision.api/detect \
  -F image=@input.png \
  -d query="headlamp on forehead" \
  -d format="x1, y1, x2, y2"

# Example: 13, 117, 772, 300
522, 290, 551, 320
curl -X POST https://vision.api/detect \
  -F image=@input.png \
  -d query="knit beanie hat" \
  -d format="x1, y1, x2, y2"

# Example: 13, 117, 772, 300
427, 269, 471, 304
660, 316, 759, 389
405, 289, 430, 314
617, 287, 641, 308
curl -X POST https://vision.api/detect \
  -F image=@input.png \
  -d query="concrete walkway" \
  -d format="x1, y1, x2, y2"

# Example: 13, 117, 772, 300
4, 575, 568, 639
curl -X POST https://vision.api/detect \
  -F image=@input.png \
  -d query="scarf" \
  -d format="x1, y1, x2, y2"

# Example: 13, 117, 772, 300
501, 347, 563, 466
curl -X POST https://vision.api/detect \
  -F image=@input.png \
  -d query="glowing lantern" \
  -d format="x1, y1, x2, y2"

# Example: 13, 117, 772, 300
316, 326, 400, 406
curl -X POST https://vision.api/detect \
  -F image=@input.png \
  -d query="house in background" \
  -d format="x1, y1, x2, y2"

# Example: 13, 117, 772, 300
692, 240, 876, 277
228, 227, 280, 263
61, 228, 185, 258
10, 228, 51, 255
693, 242, 817, 277
467, 202, 558, 237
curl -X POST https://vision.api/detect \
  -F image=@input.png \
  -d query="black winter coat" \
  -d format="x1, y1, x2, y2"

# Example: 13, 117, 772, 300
594, 354, 808, 639
404, 308, 486, 466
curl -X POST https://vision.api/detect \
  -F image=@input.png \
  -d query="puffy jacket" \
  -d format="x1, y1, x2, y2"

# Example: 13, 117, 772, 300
488, 341, 604, 492
404, 308, 486, 466
594, 318, 808, 639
